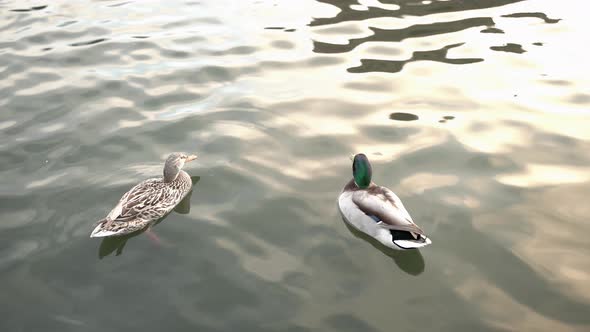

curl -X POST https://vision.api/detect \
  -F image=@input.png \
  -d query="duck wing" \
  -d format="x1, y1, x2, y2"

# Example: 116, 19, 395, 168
351, 185, 424, 236
91, 179, 173, 237
104, 187, 132, 221
111, 178, 174, 223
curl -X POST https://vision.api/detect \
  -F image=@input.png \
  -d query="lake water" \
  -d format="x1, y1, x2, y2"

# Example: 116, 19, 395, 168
1, 0, 589, 331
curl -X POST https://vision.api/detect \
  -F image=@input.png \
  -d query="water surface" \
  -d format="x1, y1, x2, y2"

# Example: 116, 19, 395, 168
1, 0, 589, 331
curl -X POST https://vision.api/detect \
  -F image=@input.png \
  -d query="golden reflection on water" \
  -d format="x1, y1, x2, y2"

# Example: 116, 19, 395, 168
300, 1, 589, 330
456, 277, 579, 332
498, 164, 590, 187
473, 182, 590, 331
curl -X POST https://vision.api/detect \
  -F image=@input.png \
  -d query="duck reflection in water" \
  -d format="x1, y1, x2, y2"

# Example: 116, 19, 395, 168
98, 176, 199, 259
342, 219, 426, 276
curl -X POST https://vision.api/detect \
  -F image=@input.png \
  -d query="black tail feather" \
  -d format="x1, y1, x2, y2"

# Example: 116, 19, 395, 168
390, 230, 425, 242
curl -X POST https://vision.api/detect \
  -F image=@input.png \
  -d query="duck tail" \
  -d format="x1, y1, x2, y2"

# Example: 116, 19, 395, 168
90, 218, 121, 238
393, 234, 432, 249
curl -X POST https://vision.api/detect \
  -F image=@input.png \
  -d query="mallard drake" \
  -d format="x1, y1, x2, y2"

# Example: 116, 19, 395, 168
338, 153, 431, 250
90, 152, 197, 238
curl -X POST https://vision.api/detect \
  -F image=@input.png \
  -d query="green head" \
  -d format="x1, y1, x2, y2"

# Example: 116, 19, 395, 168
352, 153, 372, 189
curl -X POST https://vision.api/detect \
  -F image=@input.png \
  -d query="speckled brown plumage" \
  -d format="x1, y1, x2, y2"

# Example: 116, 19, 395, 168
91, 153, 196, 238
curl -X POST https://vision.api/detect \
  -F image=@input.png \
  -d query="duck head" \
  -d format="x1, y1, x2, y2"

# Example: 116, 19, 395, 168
163, 152, 197, 182
352, 153, 372, 189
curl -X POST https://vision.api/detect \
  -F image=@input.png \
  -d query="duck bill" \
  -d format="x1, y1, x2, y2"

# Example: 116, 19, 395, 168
186, 154, 198, 162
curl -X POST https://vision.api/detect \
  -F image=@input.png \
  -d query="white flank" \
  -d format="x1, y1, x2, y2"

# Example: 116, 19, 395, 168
393, 237, 432, 250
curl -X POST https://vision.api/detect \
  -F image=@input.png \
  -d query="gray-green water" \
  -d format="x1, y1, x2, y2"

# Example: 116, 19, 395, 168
1, 0, 589, 331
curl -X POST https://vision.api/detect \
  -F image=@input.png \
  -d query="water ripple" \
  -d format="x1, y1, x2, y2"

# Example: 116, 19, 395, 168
310, 0, 524, 26
348, 42, 483, 73
9, 5, 47, 12
501, 12, 561, 23
313, 17, 495, 54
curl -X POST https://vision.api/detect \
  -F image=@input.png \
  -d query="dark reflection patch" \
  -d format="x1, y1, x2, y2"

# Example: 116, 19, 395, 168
314, 17, 495, 54
310, 0, 525, 27
481, 27, 504, 34
390, 112, 419, 121
10, 5, 47, 12
490, 43, 526, 54
502, 12, 561, 24
70, 38, 107, 47
348, 43, 483, 74
439, 115, 455, 123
